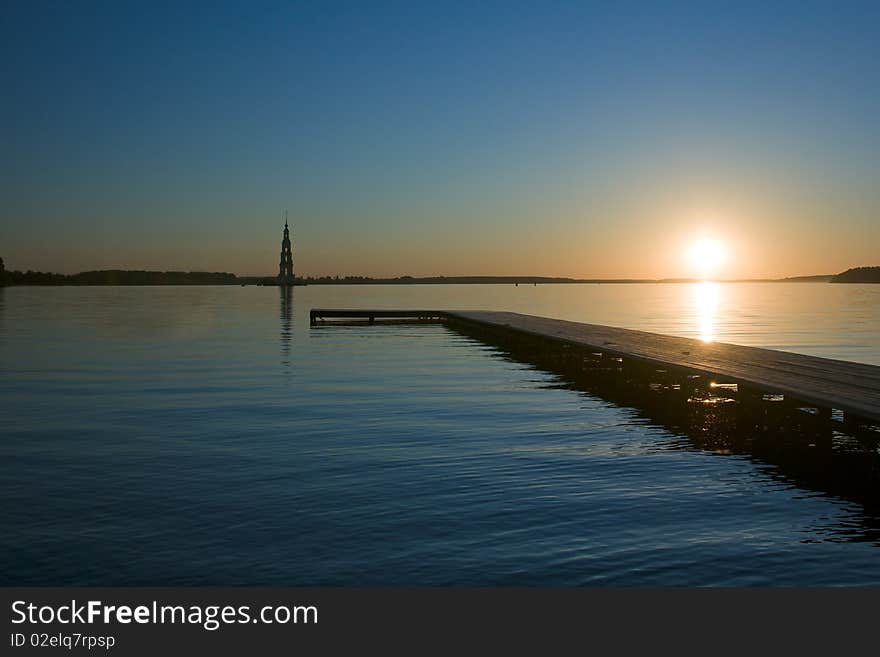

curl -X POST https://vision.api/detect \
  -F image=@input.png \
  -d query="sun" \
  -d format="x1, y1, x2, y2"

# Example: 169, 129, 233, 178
687, 238, 726, 278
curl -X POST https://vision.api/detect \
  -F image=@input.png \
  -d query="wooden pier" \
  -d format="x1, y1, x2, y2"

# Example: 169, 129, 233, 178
309, 309, 446, 323
309, 309, 880, 423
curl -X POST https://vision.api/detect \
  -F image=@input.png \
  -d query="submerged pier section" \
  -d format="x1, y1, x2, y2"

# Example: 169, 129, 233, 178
309, 308, 880, 424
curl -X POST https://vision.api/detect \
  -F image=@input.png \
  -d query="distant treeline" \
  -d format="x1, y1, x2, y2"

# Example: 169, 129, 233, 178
2, 259, 877, 286
776, 274, 834, 282
830, 267, 880, 283
3, 269, 238, 285
299, 275, 594, 284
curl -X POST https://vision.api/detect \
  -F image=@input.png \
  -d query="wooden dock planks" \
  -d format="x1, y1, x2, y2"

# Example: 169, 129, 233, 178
310, 308, 880, 422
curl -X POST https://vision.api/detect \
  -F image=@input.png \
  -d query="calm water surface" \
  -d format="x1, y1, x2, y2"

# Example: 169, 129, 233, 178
1, 283, 879, 585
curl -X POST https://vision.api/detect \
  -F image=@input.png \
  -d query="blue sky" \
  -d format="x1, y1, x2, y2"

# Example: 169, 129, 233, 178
2, 1, 879, 277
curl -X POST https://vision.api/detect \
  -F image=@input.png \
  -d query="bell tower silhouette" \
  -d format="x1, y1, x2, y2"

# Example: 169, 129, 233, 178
278, 211, 294, 285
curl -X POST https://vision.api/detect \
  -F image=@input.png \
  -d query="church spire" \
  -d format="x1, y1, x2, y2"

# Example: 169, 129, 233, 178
278, 210, 294, 285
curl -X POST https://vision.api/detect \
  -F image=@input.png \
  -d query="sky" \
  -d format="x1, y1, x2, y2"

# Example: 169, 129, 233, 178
2, 0, 879, 278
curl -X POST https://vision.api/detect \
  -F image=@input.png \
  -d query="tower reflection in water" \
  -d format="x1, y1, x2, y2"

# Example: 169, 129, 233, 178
280, 285, 293, 371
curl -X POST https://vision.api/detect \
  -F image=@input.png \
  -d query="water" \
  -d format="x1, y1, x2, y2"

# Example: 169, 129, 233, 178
1, 282, 879, 586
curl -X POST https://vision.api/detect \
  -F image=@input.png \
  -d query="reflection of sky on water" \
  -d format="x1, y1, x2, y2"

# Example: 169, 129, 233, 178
1, 284, 880, 585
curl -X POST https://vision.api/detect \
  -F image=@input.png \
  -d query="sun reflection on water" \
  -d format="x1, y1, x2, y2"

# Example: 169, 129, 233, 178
695, 281, 719, 342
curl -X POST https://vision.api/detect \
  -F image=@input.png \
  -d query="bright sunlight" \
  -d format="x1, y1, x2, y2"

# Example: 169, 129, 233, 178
687, 238, 727, 278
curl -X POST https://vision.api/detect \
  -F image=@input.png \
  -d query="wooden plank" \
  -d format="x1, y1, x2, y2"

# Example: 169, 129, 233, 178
309, 308, 880, 422
311, 309, 444, 318
310, 309, 446, 324
446, 311, 880, 422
